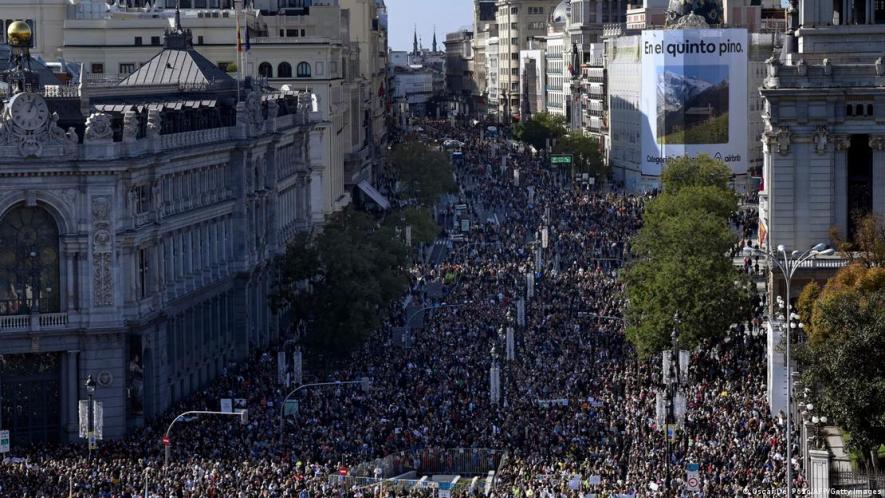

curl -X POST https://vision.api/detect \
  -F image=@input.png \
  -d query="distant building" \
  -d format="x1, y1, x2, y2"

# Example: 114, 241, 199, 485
445, 29, 476, 117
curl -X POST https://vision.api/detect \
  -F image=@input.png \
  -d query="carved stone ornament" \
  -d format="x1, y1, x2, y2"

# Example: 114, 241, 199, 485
0, 101, 77, 158
765, 128, 792, 155
813, 126, 829, 154
267, 98, 280, 120
670, 12, 710, 29
91, 196, 114, 307
822, 58, 832, 76
877, 57, 884, 77
869, 135, 885, 151
146, 109, 161, 139
833, 134, 851, 151
84, 112, 114, 143
122, 110, 138, 143
796, 59, 807, 76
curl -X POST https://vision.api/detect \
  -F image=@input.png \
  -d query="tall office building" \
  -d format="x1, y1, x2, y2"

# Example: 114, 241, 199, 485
472, 0, 498, 117
494, 0, 563, 121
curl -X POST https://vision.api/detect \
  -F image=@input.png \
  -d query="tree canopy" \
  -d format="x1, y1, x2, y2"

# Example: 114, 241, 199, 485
622, 156, 751, 357
514, 112, 566, 151
660, 155, 732, 193
273, 208, 410, 352
552, 132, 609, 179
797, 280, 885, 467
389, 140, 458, 207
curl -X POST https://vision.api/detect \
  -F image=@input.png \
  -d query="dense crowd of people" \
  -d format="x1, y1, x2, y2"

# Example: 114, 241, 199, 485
0, 119, 792, 497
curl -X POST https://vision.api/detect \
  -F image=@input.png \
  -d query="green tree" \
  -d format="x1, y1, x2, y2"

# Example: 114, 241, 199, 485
383, 206, 441, 246
622, 156, 750, 357
514, 112, 566, 151
623, 210, 753, 357
273, 208, 410, 352
661, 155, 732, 193
553, 132, 609, 179
390, 141, 457, 207
798, 287, 885, 469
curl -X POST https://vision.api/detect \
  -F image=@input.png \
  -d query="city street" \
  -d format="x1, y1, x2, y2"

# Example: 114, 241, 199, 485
0, 120, 785, 497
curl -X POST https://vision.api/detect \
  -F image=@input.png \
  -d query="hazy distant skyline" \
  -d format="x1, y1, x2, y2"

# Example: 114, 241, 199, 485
384, 0, 474, 51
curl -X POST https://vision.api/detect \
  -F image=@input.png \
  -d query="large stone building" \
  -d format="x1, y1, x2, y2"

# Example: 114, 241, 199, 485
759, 0, 885, 251
444, 29, 477, 118
0, 0, 389, 212
0, 21, 317, 444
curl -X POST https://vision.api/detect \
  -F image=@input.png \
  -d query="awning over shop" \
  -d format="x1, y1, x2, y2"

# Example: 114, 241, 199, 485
357, 180, 390, 210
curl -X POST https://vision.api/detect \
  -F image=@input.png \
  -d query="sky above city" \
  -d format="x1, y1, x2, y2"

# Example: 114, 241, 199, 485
385, 0, 474, 52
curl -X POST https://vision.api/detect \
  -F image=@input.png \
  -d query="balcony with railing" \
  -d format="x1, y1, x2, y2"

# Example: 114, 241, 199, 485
0, 299, 69, 333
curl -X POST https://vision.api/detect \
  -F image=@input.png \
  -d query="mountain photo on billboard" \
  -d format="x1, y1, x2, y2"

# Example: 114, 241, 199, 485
656, 64, 729, 144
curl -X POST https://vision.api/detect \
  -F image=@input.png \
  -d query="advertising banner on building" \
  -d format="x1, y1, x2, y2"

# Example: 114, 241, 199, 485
640, 29, 748, 176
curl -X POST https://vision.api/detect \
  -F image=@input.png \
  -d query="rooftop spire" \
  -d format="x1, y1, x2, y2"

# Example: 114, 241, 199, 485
174, 0, 182, 31
432, 25, 437, 53
413, 24, 418, 55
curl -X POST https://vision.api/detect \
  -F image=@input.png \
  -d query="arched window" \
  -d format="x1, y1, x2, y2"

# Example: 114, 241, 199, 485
0, 206, 61, 315
278, 62, 292, 78
856, 104, 864, 116
296, 62, 311, 78
258, 62, 273, 78
867, 104, 874, 116
847, 104, 854, 116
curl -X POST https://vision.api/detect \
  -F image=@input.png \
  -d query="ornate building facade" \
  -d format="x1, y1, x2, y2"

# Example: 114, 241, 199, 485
759, 0, 885, 250
0, 23, 316, 444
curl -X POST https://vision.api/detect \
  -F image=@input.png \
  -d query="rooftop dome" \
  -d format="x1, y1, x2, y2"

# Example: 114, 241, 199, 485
551, 0, 570, 24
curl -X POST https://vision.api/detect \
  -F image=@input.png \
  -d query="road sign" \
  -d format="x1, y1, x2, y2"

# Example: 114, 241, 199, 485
550, 154, 573, 165
162, 435, 170, 447
0, 430, 9, 453
685, 463, 700, 491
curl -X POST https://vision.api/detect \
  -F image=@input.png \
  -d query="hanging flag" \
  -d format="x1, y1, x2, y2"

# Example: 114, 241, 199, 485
236, 10, 242, 53
245, 25, 251, 52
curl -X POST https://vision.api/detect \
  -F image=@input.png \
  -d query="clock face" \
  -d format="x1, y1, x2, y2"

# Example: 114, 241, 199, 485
9, 92, 50, 131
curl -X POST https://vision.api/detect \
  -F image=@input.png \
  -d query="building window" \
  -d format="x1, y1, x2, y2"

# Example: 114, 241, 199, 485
137, 248, 149, 299
287, 29, 298, 37
296, 61, 311, 78
0, 206, 61, 315
91, 63, 104, 74
151, 36, 161, 46
330, 60, 338, 75
278, 62, 292, 78
119, 63, 136, 75
258, 62, 273, 78
511, 7, 518, 14
197, 35, 204, 45
135, 36, 143, 46
315, 61, 324, 75
301, 29, 306, 36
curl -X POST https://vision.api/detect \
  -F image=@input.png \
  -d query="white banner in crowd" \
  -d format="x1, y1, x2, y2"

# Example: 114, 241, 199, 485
526, 272, 535, 299
220, 398, 233, 413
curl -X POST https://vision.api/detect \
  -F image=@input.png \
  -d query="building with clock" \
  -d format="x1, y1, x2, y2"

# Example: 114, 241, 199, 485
0, 18, 318, 444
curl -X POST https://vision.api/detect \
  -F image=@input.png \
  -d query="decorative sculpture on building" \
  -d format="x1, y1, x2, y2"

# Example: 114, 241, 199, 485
822, 58, 832, 76
666, 0, 720, 27
869, 135, 885, 151
765, 127, 792, 155
122, 110, 139, 143
84, 112, 114, 143
876, 57, 885, 77
146, 109, 161, 139
0, 95, 78, 158
91, 196, 114, 307
267, 98, 280, 120
813, 127, 829, 154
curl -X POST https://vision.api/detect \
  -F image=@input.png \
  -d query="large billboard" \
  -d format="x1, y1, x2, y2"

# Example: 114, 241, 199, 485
640, 29, 748, 176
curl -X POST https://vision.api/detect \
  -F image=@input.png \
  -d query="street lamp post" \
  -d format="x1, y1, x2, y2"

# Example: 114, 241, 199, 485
85, 374, 96, 461
743, 242, 834, 498
278, 378, 371, 442
143, 467, 152, 498
163, 410, 249, 469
